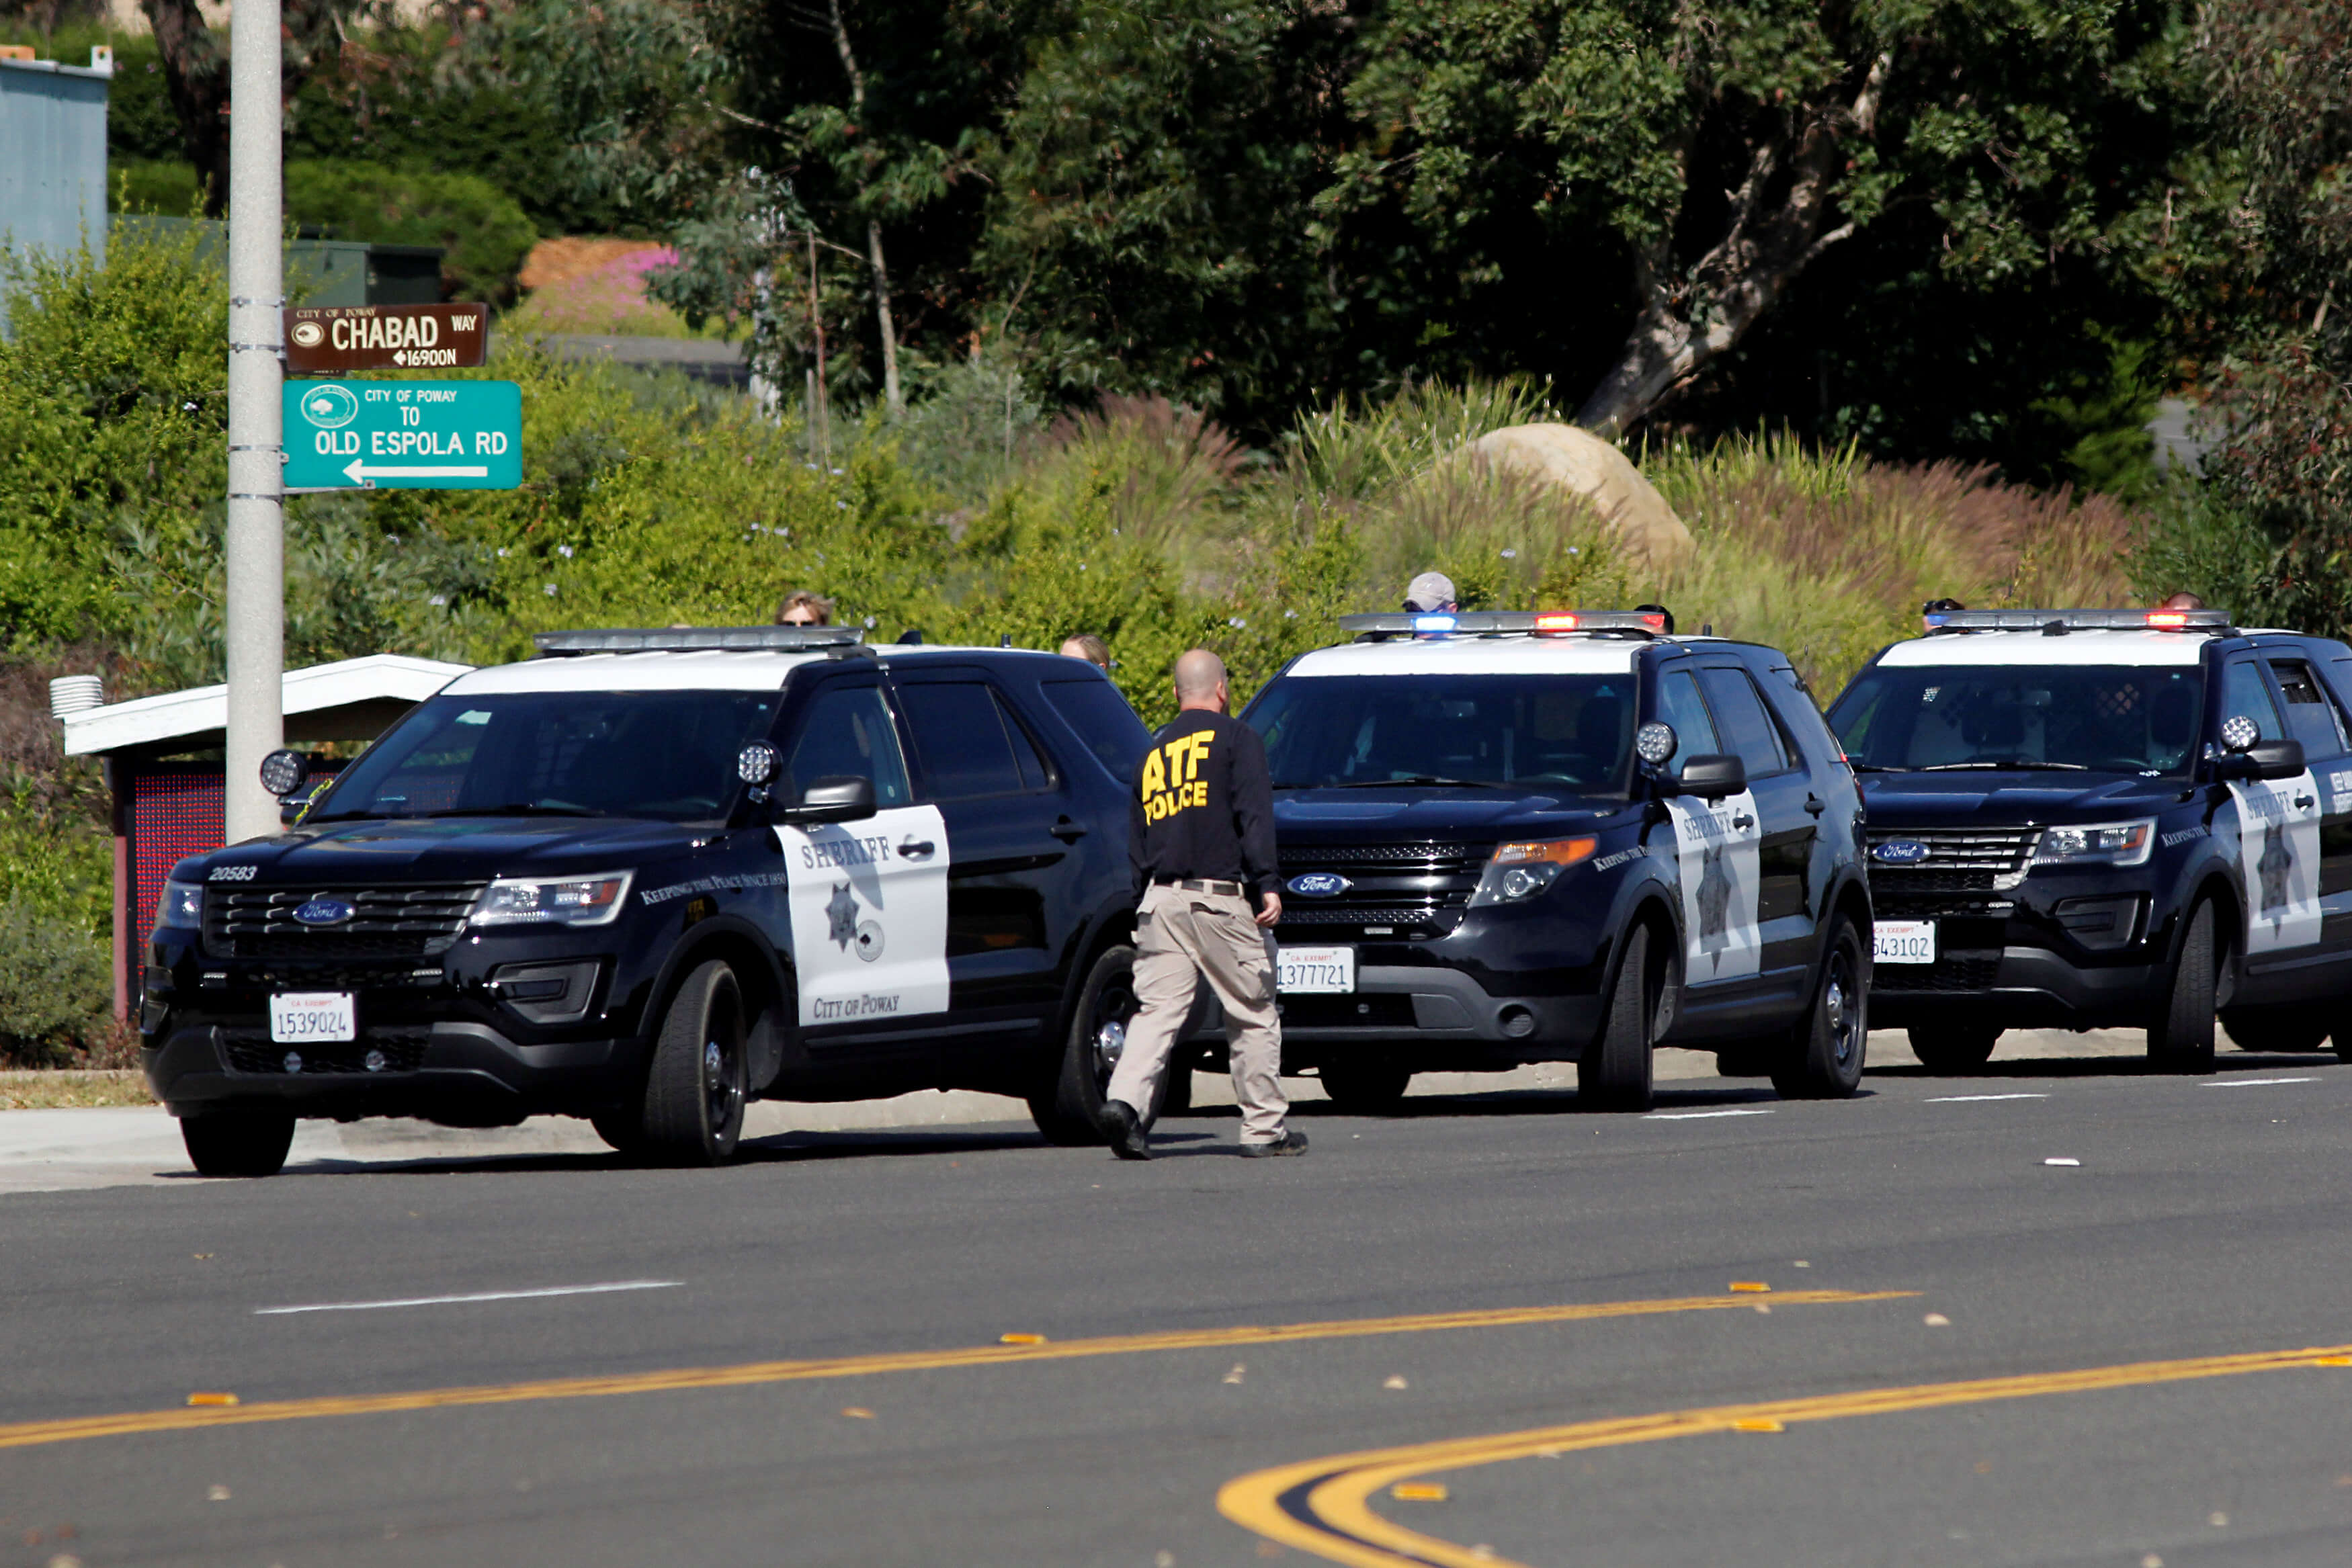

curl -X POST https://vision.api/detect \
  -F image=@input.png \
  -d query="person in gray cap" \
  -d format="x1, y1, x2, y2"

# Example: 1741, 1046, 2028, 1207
1404, 571, 1458, 613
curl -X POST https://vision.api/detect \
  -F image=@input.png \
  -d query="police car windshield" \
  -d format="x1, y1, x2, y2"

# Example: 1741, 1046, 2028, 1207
1831, 665, 2202, 775
311, 690, 780, 822
1250, 674, 1634, 793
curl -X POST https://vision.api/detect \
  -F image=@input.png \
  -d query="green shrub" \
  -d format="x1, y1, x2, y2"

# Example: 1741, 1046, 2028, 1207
0, 899, 111, 1067
110, 160, 205, 216
284, 161, 538, 305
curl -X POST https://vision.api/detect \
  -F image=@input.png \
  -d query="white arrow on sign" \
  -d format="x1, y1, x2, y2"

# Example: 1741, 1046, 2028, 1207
342, 458, 490, 484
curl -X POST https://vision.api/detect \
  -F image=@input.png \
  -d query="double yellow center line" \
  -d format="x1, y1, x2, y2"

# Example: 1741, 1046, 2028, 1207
0, 1287, 1908, 1452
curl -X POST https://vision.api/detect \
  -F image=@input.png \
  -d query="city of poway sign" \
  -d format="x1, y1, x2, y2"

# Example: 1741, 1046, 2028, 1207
282, 380, 523, 490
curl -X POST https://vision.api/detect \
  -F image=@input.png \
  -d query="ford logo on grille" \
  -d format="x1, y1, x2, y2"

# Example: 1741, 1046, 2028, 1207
1287, 872, 1352, 898
292, 897, 355, 926
1872, 840, 1930, 865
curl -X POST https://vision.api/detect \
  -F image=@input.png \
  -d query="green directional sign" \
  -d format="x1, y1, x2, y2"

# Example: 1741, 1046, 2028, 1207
283, 380, 522, 490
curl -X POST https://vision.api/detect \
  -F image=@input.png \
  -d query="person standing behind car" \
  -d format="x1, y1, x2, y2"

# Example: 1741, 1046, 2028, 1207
776, 589, 835, 626
1096, 649, 1306, 1160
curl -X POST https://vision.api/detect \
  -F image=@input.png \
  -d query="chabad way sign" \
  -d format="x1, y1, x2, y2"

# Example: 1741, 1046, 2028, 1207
282, 380, 522, 490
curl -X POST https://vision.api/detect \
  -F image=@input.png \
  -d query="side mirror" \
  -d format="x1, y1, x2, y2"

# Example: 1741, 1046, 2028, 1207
1671, 753, 1747, 800
779, 774, 876, 825
259, 747, 310, 797
2216, 736, 2305, 782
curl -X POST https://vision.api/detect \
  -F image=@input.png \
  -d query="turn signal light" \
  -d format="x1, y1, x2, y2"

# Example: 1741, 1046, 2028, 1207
1492, 838, 1598, 866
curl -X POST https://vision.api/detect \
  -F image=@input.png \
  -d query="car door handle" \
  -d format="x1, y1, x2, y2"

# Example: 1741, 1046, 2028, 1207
1732, 813, 1755, 832
897, 838, 936, 859
1050, 817, 1088, 842
1804, 794, 1826, 817
2296, 794, 2316, 811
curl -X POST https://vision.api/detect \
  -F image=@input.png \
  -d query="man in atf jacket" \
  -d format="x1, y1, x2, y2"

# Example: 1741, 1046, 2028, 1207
1095, 648, 1306, 1160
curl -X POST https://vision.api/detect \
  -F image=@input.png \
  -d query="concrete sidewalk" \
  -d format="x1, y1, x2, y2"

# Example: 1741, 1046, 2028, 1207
0, 1027, 2210, 1194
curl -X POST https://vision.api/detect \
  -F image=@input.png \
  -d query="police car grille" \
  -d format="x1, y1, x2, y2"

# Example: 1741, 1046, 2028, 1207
1279, 844, 1485, 918
220, 1027, 433, 1075
1876, 950, 2003, 993
206, 884, 486, 959
1866, 829, 2039, 889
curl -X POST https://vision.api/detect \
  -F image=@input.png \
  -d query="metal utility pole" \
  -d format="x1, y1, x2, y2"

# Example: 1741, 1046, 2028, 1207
223, 0, 285, 842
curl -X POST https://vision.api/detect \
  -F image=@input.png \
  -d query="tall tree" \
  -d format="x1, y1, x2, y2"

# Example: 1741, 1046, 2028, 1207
142, 0, 348, 216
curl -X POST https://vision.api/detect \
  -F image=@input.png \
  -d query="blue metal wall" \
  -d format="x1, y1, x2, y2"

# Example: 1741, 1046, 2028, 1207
0, 51, 112, 270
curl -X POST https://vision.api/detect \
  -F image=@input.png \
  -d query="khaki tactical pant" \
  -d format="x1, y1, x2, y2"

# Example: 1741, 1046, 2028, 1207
1106, 883, 1290, 1145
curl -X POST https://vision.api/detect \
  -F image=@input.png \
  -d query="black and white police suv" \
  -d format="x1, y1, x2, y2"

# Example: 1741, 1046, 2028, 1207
1223, 609, 1873, 1110
142, 626, 1157, 1175
1826, 606, 2352, 1072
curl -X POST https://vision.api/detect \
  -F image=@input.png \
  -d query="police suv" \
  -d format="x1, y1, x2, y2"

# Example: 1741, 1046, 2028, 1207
1226, 609, 1873, 1110
1826, 607, 2352, 1072
142, 627, 1157, 1175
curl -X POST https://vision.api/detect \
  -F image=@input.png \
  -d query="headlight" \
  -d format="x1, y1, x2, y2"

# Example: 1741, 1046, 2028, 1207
470, 871, 634, 928
154, 881, 203, 930
2032, 820, 2154, 868
1468, 836, 1599, 906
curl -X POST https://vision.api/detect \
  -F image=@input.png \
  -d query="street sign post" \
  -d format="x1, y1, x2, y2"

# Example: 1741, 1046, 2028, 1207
282, 380, 523, 490
284, 304, 489, 374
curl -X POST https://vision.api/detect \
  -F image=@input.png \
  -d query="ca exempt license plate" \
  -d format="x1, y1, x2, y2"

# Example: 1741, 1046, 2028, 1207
1277, 947, 1355, 994
1873, 920, 1936, 965
269, 992, 355, 1043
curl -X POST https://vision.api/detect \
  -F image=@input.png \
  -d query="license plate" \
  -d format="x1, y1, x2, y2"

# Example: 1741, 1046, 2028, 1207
1277, 947, 1355, 994
269, 992, 356, 1043
1873, 920, 1936, 965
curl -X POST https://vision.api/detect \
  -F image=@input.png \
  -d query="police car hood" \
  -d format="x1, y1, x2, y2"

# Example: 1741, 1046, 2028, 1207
210, 816, 700, 881
1859, 771, 2179, 829
1274, 787, 1614, 844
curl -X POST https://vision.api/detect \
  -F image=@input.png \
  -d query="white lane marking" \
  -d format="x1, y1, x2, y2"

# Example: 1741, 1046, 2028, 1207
256, 1280, 681, 1316
2201, 1077, 2317, 1089
1644, 1108, 1776, 1121
1925, 1093, 2050, 1103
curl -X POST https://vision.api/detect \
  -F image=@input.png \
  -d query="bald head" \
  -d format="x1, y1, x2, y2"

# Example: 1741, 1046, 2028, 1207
1174, 648, 1228, 712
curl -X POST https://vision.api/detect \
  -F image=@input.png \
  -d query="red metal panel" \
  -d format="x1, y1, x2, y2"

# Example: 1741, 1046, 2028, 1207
128, 767, 224, 963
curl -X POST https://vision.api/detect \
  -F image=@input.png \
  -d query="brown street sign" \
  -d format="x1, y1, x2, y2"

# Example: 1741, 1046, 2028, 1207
283, 304, 489, 374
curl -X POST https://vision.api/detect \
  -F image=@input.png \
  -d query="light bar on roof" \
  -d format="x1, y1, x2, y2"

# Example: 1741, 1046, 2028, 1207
1339, 611, 1668, 638
1921, 608, 2232, 634
532, 625, 866, 656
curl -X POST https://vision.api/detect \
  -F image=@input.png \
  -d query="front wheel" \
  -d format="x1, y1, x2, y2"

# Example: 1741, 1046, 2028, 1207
1581, 923, 1661, 1112
1773, 917, 1867, 1100
637, 959, 749, 1164
2148, 900, 2220, 1074
1908, 1024, 1999, 1074
1031, 945, 1159, 1145
180, 1107, 296, 1178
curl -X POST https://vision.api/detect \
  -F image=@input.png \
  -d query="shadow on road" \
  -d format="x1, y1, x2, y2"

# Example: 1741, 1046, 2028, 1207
1865, 1049, 2344, 1081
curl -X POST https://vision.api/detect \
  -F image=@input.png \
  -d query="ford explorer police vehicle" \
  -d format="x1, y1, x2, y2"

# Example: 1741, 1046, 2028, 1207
142, 627, 1156, 1175
1826, 607, 2352, 1072
1226, 610, 1872, 1111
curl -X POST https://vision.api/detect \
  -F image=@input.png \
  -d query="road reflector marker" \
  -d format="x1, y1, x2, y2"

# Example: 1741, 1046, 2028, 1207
185, 1393, 238, 1407
999, 1333, 1047, 1345
1730, 1282, 1770, 1293
1731, 1418, 1784, 1432
1383, 1375, 1410, 1390
1391, 1483, 1447, 1501
2044, 1158, 2081, 1167
839, 1407, 875, 1420
1925, 1313, 1952, 1327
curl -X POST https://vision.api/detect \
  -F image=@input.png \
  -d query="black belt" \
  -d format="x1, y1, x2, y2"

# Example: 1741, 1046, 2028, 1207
1155, 877, 1243, 896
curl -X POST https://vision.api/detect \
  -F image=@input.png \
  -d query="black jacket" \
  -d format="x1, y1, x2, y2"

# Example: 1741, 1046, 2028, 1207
1130, 709, 1279, 899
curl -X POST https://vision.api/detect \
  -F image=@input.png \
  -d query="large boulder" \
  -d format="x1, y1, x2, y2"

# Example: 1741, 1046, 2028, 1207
1461, 423, 1695, 571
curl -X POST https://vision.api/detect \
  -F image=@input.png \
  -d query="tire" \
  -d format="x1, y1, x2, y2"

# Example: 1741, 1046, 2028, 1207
1581, 923, 1660, 1112
2148, 899, 2220, 1074
1907, 1024, 2000, 1074
2218, 1004, 2330, 1054
1320, 1055, 1413, 1114
1772, 917, 1868, 1099
638, 959, 749, 1164
180, 1107, 295, 1178
1030, 945, 1162, 1145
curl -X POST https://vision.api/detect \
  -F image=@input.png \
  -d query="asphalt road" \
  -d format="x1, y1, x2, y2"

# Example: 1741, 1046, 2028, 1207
7, 1040, 2352, 1568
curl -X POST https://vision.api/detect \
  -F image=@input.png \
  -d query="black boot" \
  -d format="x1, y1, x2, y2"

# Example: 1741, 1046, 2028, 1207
1095, 1098, 1152, 1160
1238, 1129, 1309, 1158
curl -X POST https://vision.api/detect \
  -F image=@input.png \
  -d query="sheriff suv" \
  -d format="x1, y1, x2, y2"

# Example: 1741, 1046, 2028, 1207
142, 626, 1155, 1175
1222, 609, 1872, 1111
1826, 606, 2352, 1072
